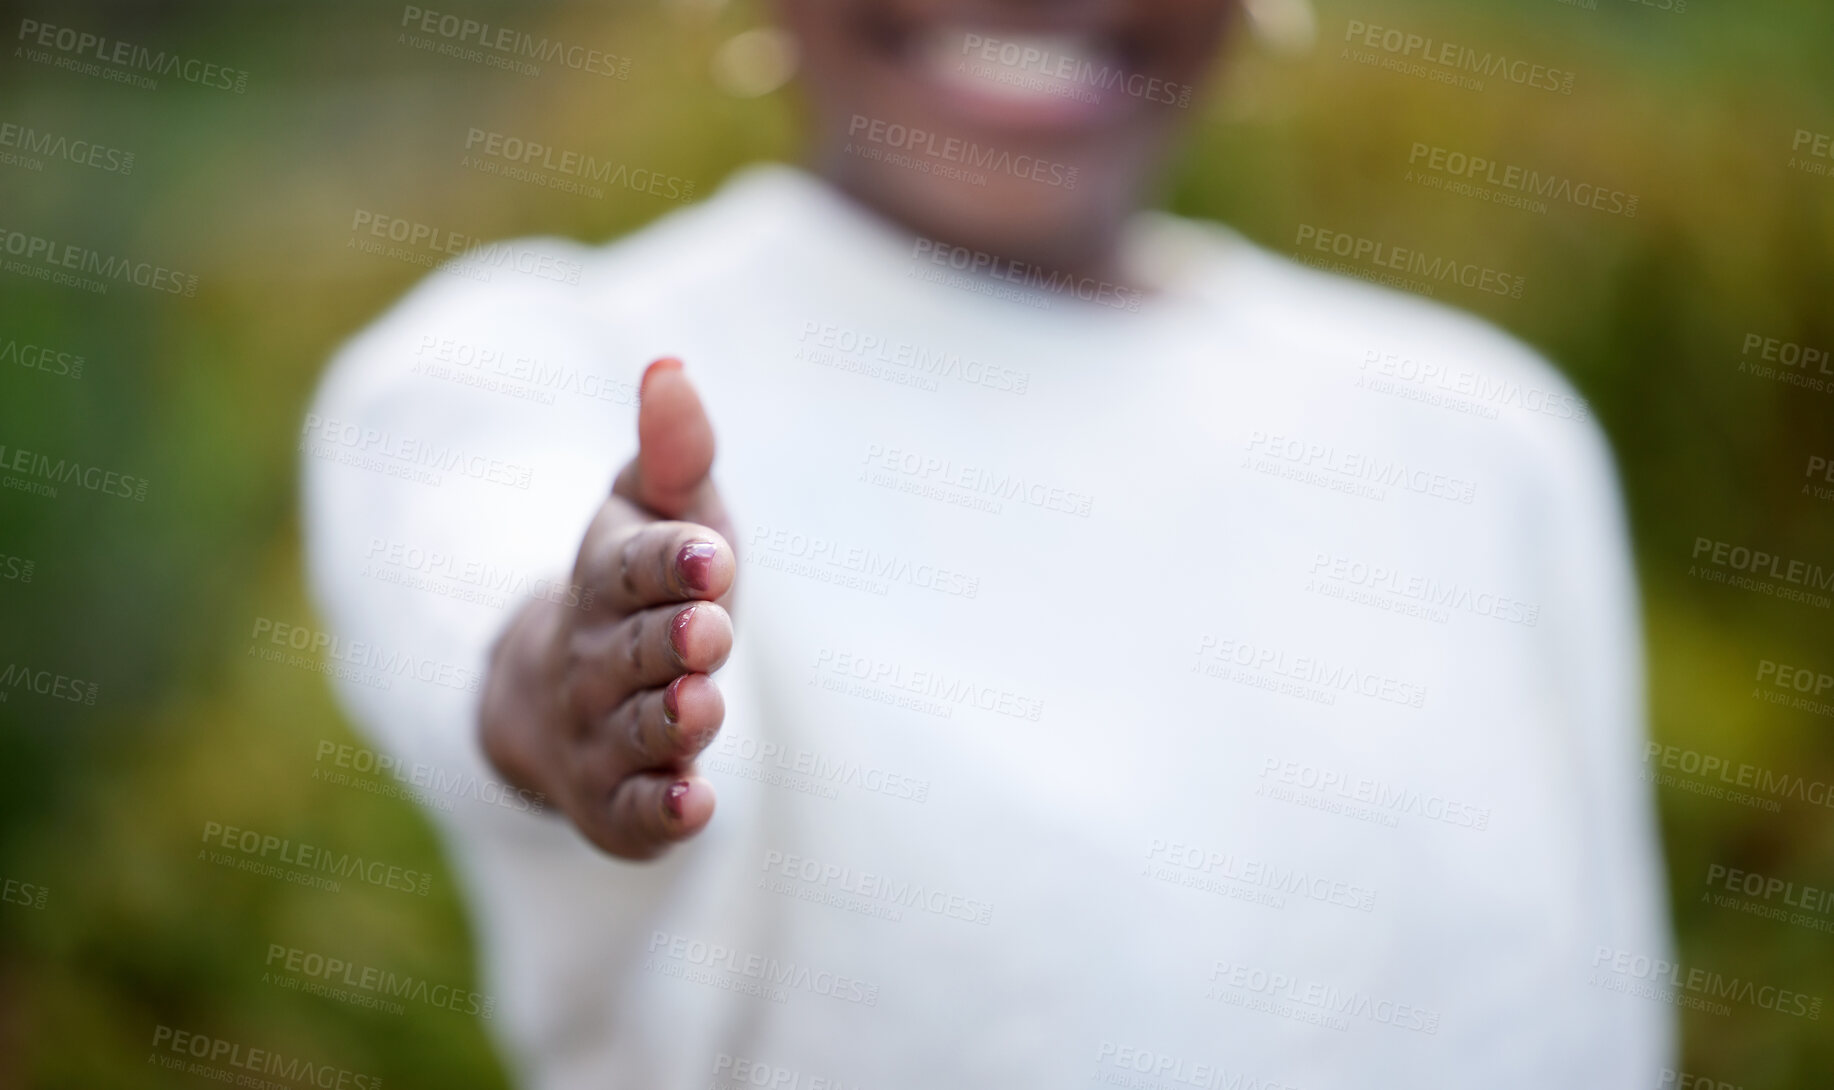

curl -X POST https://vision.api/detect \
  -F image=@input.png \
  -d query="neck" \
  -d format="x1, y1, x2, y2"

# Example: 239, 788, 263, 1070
817, 160, 1141, 293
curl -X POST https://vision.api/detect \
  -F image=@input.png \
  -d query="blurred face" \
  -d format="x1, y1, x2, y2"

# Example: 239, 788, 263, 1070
774, 0, 1239, 277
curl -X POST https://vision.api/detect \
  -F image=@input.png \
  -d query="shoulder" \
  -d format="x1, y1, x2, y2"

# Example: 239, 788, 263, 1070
1159, 213, 1615, 502
327, 166, 806, 389
327, 225, 661, 375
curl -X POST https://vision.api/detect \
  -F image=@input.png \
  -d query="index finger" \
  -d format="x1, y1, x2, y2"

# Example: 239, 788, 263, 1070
577, 507, 735, 615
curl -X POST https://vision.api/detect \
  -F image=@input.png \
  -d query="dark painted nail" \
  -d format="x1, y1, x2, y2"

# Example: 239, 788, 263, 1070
676, 541, 718, 594
662, 676, 684, 724
664, 780, 691, 819
670, 605, 696, 663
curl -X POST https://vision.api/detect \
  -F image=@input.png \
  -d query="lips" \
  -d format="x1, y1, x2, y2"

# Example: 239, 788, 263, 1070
905, 23, 1131, 130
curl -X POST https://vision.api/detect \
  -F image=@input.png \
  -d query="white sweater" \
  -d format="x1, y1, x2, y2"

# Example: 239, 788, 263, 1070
303, 164, 1673, 1089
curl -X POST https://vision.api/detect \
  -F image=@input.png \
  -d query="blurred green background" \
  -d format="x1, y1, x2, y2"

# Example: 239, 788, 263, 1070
2, 0, 1832, 1085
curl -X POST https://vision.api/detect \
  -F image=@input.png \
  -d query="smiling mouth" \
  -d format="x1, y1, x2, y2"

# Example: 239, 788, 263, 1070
867, 14, 1140, 132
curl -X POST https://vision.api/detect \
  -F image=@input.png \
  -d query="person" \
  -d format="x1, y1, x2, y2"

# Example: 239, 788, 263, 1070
304, 1, 1674, 1085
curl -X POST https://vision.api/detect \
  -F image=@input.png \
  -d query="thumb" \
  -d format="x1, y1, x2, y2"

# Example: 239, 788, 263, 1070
616, 357, 717, 519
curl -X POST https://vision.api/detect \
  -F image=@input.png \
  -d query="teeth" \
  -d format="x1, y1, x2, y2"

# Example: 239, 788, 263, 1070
917, 26, 1116, 105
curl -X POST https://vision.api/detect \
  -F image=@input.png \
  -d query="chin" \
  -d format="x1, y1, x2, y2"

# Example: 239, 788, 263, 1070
835, 144, 1135, 270
779, 0, 1235, 267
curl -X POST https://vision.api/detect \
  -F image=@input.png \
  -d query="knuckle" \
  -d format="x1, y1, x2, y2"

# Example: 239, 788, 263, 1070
628, 708, 650, 756
628, 788, 668, 841
558, 642, 599, 722
607, 784, 641, 837
604, 696, 642, 756
648, 714, 678, 763
617, 534, 641, 598
619, 615, 646, 675
652, 525, 688, 595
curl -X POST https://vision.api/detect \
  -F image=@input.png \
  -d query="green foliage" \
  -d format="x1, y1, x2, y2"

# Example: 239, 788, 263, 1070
1, 0, 1830, 1085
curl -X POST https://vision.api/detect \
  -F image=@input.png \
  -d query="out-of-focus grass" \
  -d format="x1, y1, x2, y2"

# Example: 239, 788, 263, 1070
1, 0, 1831, 1086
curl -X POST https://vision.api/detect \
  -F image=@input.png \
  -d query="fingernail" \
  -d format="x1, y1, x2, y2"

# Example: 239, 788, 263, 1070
676, 541, 718, 594
664, 780, 691, 819
641, 357, 682, 397
670, 605, 696, 663
662, 676, 684, 724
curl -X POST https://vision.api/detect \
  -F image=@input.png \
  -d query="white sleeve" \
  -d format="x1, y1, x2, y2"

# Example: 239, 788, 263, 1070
302, 247, 764, 1083
1521, 390, 1678, 1080
299, 242, 637, 846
